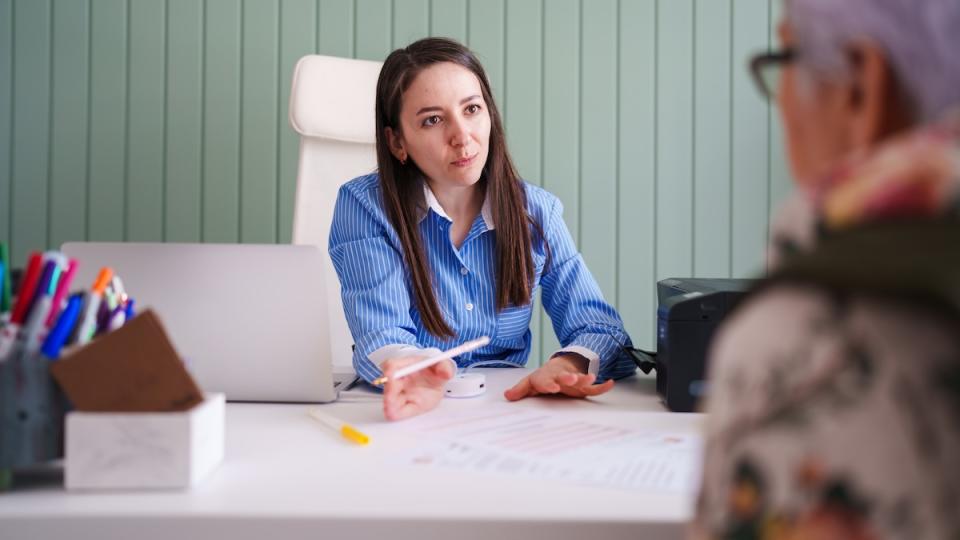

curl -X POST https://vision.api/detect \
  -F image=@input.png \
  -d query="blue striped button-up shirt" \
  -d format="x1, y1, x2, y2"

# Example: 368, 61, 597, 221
328, 173, 636, 384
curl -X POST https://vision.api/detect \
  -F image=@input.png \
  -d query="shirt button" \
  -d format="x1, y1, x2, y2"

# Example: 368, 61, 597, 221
465, 303, 474, 311
460, 266, 469, 276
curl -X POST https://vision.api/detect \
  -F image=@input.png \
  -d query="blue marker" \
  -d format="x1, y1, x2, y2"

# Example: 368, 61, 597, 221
0, 243, 10, 313
124, 298, 135, 321
0, 261, 5, 318
42, 294, 84, 360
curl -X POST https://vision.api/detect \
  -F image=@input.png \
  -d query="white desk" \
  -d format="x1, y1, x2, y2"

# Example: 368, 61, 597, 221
0, 369, 703, 540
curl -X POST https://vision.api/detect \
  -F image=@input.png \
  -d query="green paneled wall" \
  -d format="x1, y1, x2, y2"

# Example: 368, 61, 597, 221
0, 0, 790, 354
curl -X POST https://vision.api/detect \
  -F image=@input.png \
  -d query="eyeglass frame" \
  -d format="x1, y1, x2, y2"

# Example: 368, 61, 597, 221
749, 48, 797, 100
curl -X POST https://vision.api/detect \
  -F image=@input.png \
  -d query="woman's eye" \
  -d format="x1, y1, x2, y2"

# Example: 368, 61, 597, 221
465, 104, 481, 114
422, 115, 441, 127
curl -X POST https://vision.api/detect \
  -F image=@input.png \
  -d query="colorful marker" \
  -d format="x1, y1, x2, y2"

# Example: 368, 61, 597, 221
45, 258, 79, 327
308, 409, 370, 446
0, 252, 43, 360
74, 267, 114, 345
9, 252, 43, 325
0, 261, 5, 317
42, 293, 83, 360
0, 243, 10, 313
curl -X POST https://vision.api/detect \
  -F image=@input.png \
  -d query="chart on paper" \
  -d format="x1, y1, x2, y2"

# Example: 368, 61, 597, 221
373, 406, 703, 494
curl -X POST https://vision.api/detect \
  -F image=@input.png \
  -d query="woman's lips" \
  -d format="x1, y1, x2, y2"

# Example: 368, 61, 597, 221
451, 153, 478, 168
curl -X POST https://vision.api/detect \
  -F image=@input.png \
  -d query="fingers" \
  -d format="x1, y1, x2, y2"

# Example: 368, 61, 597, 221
529, 370, 563, 394
381, 356, 449, 421
384, 394, 423, 421
508, 368, 614, 400
567, 378, 614, 397
504, 376, 537, 401
555, 371, 581, 387
424, 359, 455, 386
382, 368, 402, 401
383, 382, 444, 421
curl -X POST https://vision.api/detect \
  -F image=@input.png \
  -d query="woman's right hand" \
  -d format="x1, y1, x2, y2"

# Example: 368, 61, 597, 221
380, 356, 455, 421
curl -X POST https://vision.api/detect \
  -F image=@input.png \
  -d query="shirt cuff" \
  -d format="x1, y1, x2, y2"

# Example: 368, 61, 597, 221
550, 345, 600, 376
368, 344, 454, 370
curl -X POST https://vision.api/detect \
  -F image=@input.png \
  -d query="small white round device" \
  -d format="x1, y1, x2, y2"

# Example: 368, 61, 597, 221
444, 373, 486, 398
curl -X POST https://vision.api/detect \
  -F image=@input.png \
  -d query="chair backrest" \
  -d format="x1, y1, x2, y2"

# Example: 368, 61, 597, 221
288, 54, 382, 367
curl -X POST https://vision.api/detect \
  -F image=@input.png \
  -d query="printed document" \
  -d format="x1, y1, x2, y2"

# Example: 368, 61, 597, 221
366, 406, 703, 494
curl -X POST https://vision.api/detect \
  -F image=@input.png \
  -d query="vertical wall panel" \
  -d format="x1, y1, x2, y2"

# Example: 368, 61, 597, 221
618, 0, 658, 349
49, 0, 89, 250
165, 0, 203, 243
203, 0, 241, 243
88, 0, 126, 243
430, 0, 467, 43
655, 0, 694, 282
580, 0, 617, 300
540, 0, 578, 355
1, 0, 791, 360
278, 0, 317, 244
731, 0, 770, 277
504, 0, 542, 363
0, 0, 10, 252
240, 0, 279, 243
504, 0, 541, 184
693, 0, 731, 278
127, 0, 166, 242
467, 0, 505, 107
318, 0, 354, 58
355, 0, 391, 61
543, 0, 579, 231
11, 0, 51, 265
393, 0, 428, 48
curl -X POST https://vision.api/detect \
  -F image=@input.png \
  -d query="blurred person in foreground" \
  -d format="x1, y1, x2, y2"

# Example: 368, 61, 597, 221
693, 1, 960, 538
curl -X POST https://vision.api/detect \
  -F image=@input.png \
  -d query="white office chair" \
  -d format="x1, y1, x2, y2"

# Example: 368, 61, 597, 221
288, 55, 383, 367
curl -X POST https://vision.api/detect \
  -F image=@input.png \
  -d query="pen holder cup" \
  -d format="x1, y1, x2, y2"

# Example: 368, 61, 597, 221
46, 309, 220, 491
0, 341, 69, 491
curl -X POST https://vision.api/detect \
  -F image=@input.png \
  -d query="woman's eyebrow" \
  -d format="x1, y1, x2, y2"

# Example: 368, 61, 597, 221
415, 95, 482, 116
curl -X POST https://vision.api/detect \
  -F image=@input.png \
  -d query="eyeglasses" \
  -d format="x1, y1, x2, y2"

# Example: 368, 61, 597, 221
749, 48, 796, 100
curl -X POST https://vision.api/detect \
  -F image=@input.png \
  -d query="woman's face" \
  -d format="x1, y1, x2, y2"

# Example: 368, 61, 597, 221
778, 21, 857, 186
389, 61, 491, 190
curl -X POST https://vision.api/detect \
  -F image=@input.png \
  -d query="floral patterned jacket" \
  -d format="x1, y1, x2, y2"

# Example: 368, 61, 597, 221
693, 113, 960, 540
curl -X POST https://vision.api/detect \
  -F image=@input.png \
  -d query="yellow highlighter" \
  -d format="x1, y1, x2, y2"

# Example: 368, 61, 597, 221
308, 409, 370, 446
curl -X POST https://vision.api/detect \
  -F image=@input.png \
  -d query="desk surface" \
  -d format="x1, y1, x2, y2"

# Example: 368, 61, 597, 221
0, 369, 702, 540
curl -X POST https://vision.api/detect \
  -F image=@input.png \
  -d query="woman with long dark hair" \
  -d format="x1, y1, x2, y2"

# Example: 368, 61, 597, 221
329, 37, 635, 420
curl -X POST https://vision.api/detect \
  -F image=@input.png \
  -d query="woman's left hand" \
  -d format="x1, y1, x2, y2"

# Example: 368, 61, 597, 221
503, 354, 614, 401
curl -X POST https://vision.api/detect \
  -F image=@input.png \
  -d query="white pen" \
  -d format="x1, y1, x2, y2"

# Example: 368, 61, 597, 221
307, 409, 370, 445
75, 267, 114, 345
371, 336, 491, 386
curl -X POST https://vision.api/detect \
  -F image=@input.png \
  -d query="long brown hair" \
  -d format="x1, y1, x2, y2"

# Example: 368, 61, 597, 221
375, 37, 538, 340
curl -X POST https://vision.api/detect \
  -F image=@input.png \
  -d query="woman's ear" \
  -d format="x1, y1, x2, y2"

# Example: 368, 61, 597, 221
846, 41, 911, 149
385, 127, 408, 164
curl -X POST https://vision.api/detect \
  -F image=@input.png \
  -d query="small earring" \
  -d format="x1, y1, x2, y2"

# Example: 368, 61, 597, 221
399, 154, 407, 165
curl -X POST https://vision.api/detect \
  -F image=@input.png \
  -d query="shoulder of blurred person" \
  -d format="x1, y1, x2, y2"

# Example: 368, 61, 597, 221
695, 112, 960, 539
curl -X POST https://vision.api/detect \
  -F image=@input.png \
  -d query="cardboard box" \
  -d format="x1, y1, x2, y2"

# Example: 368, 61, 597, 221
50, 310, 205, 413
64, 392, 225, 490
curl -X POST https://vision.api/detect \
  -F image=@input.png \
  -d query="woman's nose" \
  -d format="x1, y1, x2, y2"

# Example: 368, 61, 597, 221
448, 115, 471, 147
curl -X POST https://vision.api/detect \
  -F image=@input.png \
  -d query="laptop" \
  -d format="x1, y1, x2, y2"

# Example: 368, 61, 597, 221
61, 242, 347, 403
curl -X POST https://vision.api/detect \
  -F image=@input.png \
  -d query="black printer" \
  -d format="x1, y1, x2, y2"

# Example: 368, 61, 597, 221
626, 278, 754, 412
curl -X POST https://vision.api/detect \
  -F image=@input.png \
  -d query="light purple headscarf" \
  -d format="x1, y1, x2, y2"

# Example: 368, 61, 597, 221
787, 0, 960, 122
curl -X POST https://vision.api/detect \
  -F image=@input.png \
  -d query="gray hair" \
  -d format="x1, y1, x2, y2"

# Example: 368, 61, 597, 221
787, 0, 960, 122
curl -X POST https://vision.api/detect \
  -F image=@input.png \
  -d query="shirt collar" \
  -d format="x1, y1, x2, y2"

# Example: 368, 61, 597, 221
418, 181, 495, 231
